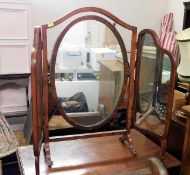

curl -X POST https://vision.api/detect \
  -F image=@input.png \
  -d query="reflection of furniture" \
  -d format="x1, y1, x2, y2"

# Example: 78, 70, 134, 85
181, 105, 190, 175
98, 60, 123, 113
17, 129, 180, 175
89, 48, 116, 71
176, 28, 190, 104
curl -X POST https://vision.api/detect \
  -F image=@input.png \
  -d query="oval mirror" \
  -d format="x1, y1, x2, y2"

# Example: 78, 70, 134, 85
52, 19, 125, 128
135, 32, 172, 136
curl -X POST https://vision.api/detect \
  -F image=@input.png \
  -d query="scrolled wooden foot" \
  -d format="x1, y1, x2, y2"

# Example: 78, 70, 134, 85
119, 133, 137, 156
43, 143, 53, 167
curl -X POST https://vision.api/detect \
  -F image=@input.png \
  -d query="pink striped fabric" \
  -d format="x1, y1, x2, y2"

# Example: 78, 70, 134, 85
159, 13, 179, 63
162, 32, 179, 63
159, 13, 173, 46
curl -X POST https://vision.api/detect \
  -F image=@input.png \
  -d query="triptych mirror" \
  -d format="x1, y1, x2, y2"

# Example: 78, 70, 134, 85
31, 7, 176, 175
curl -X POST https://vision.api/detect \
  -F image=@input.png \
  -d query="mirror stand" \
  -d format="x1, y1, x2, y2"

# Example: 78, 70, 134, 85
31, 7, 177, 175
31, 7, 137, 174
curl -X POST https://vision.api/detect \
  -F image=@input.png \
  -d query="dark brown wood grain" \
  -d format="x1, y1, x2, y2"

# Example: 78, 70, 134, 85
31, 27, 43, 175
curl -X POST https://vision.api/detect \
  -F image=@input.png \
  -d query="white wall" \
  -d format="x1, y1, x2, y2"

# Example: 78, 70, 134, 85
29, 0, 169, 60
30, 0, 168, 35
167, 0, 189, 32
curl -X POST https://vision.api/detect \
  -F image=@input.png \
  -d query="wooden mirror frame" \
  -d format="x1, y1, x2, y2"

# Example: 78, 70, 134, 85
31, 27, 43, 175
50, 15, 129, 130
31, 7, 137, 175
133, 29, 177, 159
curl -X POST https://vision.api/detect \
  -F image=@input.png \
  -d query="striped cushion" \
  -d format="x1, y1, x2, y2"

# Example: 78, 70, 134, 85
162, 32, 179, 63
159, 13, 173, 46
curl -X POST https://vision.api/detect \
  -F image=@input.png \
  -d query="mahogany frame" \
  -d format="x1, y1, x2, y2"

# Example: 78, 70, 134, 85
31, 7, 137, 175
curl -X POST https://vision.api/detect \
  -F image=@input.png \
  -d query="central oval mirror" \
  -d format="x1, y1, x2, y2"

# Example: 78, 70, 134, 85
51, 19, 126, 128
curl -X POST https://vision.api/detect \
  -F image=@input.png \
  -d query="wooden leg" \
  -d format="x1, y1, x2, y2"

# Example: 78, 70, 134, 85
119, 132, 137, 156
160, 139, 166, 160
43, 143, 53, 167
35, 156, 40, 175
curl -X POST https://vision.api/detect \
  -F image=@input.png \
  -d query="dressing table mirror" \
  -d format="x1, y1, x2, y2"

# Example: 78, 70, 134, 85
31, 7, 137, 175
133, 29, 177, 158
31, 7, 177, 175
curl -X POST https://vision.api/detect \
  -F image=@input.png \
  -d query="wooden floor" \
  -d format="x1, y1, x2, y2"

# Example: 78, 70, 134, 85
17, 129, 180, 175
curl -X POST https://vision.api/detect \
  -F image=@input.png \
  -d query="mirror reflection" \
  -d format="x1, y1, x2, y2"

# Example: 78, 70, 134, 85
136, 33, 171, 136
54, 20, 124, 126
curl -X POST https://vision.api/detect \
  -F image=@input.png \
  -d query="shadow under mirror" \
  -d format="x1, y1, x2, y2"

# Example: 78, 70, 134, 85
136, 33, 172, 136
54, 20, 124, 127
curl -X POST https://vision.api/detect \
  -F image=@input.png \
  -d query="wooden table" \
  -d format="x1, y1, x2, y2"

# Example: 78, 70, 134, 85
17, 129, 180, 175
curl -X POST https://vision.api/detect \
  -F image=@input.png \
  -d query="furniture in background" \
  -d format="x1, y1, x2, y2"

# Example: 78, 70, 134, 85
176, 28, 190, 105
181, 105, 190, 175
159, 13, 179, 63
183, 1, 190, 30
0, 74, 30, 116
0, 112, 18, 159
159, 13, 173, 47
0, 1, 31, 131
167, 90, 186, 160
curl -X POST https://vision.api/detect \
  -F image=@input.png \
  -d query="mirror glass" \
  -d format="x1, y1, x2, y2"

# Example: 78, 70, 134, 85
54, 20, 124, 126
136, 33, 171, 136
